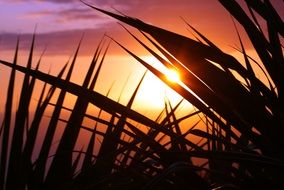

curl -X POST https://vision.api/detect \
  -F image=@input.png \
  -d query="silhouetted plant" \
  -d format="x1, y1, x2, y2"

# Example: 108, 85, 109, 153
0, 0, 283, 190
82, 0, 284, 189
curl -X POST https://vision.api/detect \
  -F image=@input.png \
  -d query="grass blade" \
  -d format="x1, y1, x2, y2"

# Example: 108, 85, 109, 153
0, 38, 19, 190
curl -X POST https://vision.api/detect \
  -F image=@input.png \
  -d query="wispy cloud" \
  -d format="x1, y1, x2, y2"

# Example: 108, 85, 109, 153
0, 28, 103, 55
0, 26, 135, 56
7, 0, 140, 7
25, 7, 104, 22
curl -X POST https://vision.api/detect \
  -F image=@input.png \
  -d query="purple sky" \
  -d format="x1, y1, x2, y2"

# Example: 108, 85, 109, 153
0, 0, 249, 55
0, 0, 283, 60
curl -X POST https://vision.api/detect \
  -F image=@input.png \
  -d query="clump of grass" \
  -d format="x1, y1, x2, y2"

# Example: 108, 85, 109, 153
82, 0, 284, 189
0, 0, 283, 190
0, 28, 209, 190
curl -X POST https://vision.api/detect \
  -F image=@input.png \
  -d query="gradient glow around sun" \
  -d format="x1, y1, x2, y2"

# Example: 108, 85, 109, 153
127, 56, 186, 112
165, 69, 180, 83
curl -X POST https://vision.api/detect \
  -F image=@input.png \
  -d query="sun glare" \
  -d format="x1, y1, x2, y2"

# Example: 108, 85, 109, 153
128, 56, 189, 112
165, 69, 180, 83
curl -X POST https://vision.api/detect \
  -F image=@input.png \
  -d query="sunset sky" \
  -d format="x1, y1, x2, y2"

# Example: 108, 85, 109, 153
0, 0, 283, 113
0, 0, 243, 53
1, 0, 283, 55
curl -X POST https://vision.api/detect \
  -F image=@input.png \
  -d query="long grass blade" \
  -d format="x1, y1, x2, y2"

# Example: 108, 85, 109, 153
0, 38, 19, 190
6, 32, 36, 189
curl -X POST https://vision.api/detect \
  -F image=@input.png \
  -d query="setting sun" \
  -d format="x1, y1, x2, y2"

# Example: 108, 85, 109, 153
132, 56, 185, 110
165, 69, 180, 83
